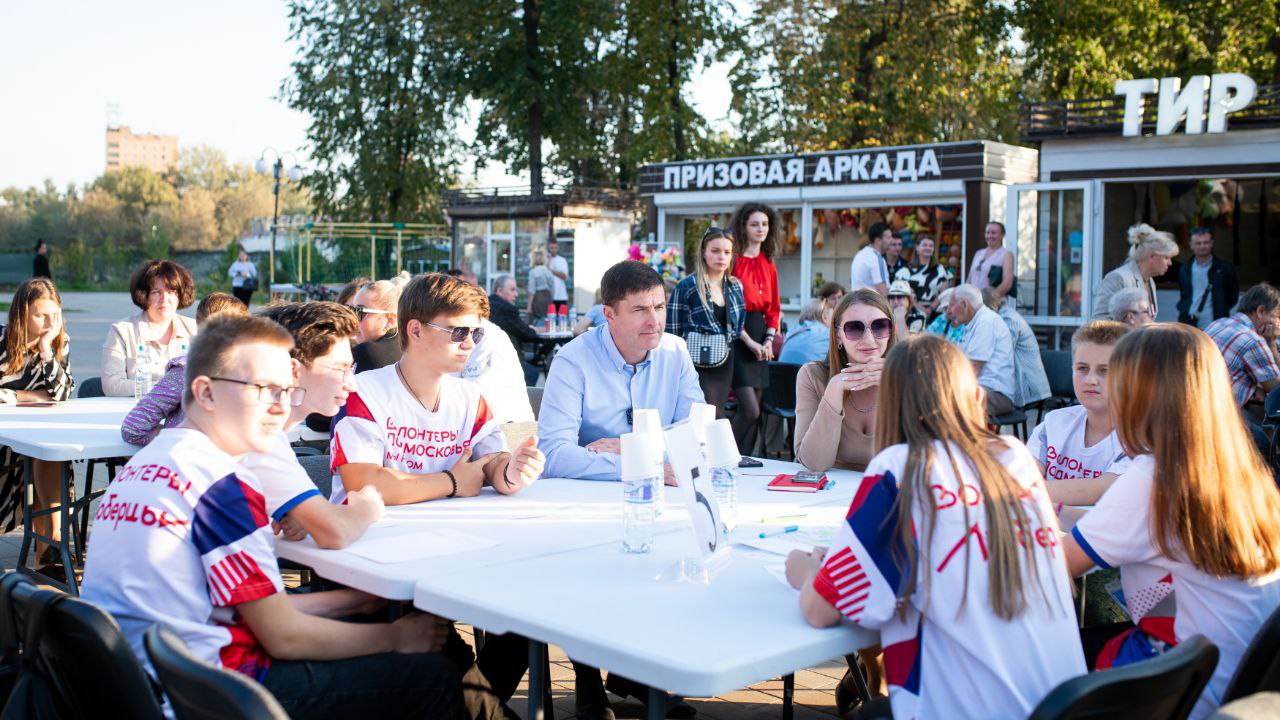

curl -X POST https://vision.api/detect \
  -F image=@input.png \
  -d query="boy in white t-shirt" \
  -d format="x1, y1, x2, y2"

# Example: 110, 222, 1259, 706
241, 301, 383, 548
1026, 321, 1133, 528
331, 272, 544, 505
80, 316, 471, 719
330, 272, 543, 711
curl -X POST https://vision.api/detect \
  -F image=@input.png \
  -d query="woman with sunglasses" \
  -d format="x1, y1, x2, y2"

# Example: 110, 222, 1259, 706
729, 202, 782, 453
794, 289, 897, 474
666, 228, 745, 418
350, 273, 411, 373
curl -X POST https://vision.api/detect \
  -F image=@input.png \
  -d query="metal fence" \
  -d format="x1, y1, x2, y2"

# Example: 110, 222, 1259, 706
268, 221, 452, 290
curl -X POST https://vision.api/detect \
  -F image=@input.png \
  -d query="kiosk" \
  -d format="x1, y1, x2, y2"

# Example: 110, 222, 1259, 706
445, 186, 640, 309
639, 141, 1039, 311
1013, 73, 1280, 341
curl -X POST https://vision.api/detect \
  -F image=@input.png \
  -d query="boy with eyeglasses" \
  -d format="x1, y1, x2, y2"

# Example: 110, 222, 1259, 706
81, 316, 469, 718
239, 301, 384, 549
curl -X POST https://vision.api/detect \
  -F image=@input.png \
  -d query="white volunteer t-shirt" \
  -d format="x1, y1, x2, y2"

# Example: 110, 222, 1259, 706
452, 320, 534, 423
850, 245, 887, 291
814, 440, 1085, 720
81, 428, 283, 684
1073, 455, 1280, 719
548, 254, 569, 301
238, 432, 323, 522
1026, 406, 1131, 481
330, 366, 507, 504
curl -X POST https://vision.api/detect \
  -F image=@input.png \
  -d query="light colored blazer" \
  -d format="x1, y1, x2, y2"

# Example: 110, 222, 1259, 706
100, 311, 198, 397
1091, 260, 1157, 321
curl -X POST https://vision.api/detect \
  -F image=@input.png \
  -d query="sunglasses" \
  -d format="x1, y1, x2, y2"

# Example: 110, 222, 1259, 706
701, 226, 732, 241
423, 320, 485, 344
348, 305, 392, 321
841, 318, 892, 342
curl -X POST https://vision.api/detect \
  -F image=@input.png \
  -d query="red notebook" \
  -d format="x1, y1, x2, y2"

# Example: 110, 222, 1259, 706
767, 473, 830, 493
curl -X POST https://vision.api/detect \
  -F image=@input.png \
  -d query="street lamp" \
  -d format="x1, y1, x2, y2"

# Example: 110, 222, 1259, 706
255, 149, 303, 287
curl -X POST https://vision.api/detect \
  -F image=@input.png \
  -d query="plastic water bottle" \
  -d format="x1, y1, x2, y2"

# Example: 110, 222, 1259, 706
620, 431, 657, 553
558, 305, 569, 336
569, 305, 578, 329
706, 419, 741, 533
133, 344, 153, 400
630, 409, 665, 514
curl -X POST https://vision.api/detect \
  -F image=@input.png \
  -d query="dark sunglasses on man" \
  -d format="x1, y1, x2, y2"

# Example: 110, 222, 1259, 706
422, 320, 485, 344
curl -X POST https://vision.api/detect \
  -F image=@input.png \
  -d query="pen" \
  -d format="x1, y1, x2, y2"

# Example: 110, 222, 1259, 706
760, 514, 806, 523
758, 525, 800, 539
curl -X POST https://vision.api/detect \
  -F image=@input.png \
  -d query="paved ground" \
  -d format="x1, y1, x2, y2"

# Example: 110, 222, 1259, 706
8, 290, 853, 719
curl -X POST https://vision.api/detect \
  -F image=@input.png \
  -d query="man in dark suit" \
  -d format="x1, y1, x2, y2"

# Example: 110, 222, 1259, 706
1178, 227, 1239, 330
489, 273, 542, 385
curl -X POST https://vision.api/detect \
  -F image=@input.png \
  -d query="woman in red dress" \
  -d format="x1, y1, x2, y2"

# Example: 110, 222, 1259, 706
729, 202, 781, 454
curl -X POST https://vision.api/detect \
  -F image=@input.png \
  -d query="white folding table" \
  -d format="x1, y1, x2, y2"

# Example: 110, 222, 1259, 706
273, 459, 854, 600
0, 397, 138, 592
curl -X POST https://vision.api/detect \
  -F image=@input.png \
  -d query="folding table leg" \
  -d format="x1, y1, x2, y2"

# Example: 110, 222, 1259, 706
541, 645, 554, 720
527, 640, 547, 720
843, 654, 873, 703
57, 461, 77, 594
17, 457, 33, 577
782, 674, 795, 720
646, 687, 664, 720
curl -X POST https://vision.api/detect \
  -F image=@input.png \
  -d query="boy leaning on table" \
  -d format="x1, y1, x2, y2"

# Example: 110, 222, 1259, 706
79, 315, 487, 719
535, 259, 705, 720
328, 271, 543, 713
241, 301, 383, 549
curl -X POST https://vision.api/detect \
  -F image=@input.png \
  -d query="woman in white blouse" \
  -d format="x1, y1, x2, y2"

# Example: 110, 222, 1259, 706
100, 259, 198, 396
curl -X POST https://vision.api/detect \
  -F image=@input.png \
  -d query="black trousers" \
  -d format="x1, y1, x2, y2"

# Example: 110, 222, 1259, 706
262, 651, 466, 719
232, 286, 254, 306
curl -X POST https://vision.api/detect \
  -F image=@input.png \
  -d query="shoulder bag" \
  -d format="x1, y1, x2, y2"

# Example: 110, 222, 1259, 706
685, 280, 731, 368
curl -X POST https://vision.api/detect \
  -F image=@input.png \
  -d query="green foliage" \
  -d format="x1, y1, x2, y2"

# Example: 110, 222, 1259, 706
1015, 0, 1280, 100
282, 0, 459, 222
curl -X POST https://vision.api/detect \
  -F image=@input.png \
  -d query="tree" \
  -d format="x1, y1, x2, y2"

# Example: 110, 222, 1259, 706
1016, 0, 1280, 100
93, 166, 179, 229
729, 0, 1019, 153
283, 0, 460, 222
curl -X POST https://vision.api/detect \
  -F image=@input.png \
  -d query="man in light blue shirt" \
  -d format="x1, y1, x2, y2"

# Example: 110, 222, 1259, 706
537, 260, 705, 720
539, 260, 705, 482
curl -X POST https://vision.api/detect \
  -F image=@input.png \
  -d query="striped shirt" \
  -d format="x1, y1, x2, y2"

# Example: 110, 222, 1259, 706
1206, 313, 1280, 407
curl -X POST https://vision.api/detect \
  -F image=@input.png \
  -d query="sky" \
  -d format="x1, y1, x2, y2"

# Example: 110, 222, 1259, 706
0, 1, 734, 193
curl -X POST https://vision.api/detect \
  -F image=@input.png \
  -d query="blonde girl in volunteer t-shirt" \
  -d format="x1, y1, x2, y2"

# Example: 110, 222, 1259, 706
1025, 320, 1133, 529
1065, 324, 1280, 719
787, 335, 1084, 720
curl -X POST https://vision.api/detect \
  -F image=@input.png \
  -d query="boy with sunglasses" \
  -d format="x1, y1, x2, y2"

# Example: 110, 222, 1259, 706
331, 272, 544, 505
330, 272, 543, 713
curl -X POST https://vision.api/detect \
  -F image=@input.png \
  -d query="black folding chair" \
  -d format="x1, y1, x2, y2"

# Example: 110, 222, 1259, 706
760, 362, 802, 459
145, 624, 289, 720
990, 407, 1030, 441
1, 574, 165, 719
1222, 603, 1280, 703
1027, 635, 1219, 720
1041, 350, 1075, 411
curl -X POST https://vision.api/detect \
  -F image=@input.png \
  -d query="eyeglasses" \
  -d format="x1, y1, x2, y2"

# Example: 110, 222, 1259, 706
841, 318, 892, 342
209, 377, 306, 407
1125, 306, 1155, 319
348, 305, 392, 322
422, 321, 485, 344
311, 362, 355, 380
